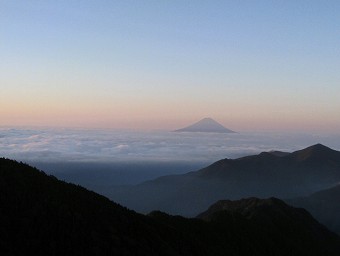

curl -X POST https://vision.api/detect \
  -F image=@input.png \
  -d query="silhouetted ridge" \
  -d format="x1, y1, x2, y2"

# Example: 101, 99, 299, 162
196, 197, 340, 255
1, 158, 340, 255
0, 158, 175, 255
291, 143, 339, 161
198, 197, 301, 220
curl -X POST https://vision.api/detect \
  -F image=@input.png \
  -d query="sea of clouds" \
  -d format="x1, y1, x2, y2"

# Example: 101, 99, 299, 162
1, 127, 340, 164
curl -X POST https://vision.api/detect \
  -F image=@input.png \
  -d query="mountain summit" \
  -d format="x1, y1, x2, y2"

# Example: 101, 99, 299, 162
175, 118, 235, 133
291, 143, 339, 161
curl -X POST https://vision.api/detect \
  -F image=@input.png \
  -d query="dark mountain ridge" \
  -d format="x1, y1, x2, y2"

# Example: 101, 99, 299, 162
196, 197, 340, 255
108, 144, 340, 216
198, 143, 340, 178
0, 158, 173, 255
1, 157, 340, 255
290, 143, 339, 161
198, 197, 289, 220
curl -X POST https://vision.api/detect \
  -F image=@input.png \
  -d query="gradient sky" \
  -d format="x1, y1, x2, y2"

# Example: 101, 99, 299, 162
1, 1, 340, 132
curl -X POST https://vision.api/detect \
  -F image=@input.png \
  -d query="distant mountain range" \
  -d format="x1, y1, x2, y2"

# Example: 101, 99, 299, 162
1, 158, 340, 255
108, 144, 340, 218
174, 118, 235, 133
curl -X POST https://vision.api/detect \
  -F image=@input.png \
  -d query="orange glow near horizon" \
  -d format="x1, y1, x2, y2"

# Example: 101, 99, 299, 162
1, 97, 339, 133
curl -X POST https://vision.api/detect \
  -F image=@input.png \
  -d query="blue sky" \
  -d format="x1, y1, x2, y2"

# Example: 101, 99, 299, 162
1, 1, 340, 132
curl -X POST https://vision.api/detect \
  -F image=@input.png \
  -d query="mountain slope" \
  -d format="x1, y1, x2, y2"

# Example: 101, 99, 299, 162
0, 158, 178, 256
108, 144, 340, 216
1, 157, 340, 255
174, 118, 235, 133
288, 184, 340, 235
196, 197, 340, 255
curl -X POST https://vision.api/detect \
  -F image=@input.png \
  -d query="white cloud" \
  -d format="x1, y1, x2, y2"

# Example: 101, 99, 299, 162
1, 127, 340, 163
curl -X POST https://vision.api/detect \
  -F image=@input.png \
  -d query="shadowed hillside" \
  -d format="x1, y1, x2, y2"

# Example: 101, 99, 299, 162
196, 197, 340, 255
1, 157, 340, 255
288, 185, 340, 235
0, 158, 177, 255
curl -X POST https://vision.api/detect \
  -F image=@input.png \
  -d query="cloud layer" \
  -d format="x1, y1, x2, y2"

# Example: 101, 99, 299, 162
1, 128, 340, 163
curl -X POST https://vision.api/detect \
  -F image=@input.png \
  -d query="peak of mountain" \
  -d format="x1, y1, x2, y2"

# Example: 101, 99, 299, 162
291, 143, 339, 161
196, 197, 340, 255
174, 118, 235, 133
197, 197, 286, 220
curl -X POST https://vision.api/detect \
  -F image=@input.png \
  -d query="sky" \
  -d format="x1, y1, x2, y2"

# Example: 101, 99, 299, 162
1, 1, 340, 132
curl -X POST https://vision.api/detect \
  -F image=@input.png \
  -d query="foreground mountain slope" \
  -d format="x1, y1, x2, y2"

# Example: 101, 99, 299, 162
196, 197, 340, 255
288, 184, 340, 235
155, 197, 340, 256
0, 158, 177, 256
108, 144, 340, 216
1, 157, 340, 255
174, 117, 235, 133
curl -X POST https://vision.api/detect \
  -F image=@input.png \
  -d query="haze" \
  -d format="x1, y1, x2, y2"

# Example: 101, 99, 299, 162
1, 1, 340, 132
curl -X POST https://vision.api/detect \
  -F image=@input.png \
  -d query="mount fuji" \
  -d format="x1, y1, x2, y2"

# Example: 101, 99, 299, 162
175, 118, 235, 133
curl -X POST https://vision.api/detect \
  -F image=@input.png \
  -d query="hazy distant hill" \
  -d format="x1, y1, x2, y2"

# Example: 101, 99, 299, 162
108, 144, 340, 216
1, 158, 340, 256
288, 184, 340, 235
174, 118, 235, 133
